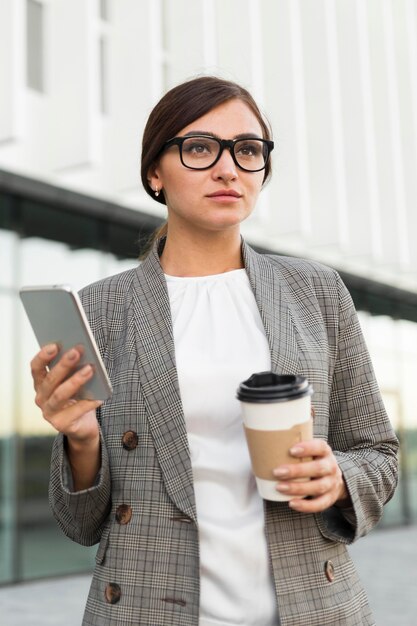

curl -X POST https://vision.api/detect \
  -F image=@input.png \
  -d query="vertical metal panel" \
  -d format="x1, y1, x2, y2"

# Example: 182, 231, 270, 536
289, 0, 312, 239
162, 0, 206, 87
382, 0, 409, 269
260, 0, 304, 239
355, 0, 384, 262
202, 0, 217, 68
214, 0, 253, 86
324, 0, 349, 251
334, 0, 374, 260
394, 0, 417, 274
26, 0, 44, 92
99, 36, 108, 115
100, 0, 108, 22
0, 0, 23, 142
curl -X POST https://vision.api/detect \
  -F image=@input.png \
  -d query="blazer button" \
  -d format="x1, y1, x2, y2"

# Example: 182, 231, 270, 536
311, 405, 316, 419
324, 560, 335, 583
105, 583, 121, 604
122, 430, 138, 450
115, 504, 132, 525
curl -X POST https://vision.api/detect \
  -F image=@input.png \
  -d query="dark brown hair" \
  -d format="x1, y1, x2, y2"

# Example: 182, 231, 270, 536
140, 75, 273, 206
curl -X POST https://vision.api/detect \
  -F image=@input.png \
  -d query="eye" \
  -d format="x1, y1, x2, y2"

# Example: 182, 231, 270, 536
182, 138, 215, 156
235, 140, 263, 158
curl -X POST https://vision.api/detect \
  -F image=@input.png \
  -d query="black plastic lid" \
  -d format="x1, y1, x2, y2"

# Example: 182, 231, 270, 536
236, 372, 313, 403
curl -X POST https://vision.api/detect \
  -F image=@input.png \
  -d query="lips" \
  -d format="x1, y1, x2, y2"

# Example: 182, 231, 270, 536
207, 189, 242, 198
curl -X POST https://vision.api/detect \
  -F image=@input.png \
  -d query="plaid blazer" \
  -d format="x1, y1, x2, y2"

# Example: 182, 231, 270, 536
49, 238, 398, 626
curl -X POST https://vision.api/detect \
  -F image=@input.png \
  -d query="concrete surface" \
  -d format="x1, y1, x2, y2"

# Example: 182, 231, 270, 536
1, 524, 416, 625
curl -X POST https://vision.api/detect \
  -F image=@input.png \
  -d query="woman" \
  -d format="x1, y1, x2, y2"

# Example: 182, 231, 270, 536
31, 76, 398, 626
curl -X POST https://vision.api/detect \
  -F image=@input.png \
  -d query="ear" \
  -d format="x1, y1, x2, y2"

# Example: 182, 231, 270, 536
147, 164, 163, 194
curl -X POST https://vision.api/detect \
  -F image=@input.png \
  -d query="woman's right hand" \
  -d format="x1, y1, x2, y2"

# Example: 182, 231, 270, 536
31, 343, 104, 491
31, 343, 102, 444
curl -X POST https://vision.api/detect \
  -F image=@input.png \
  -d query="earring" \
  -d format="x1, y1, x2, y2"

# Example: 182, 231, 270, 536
154, 187, 160, 197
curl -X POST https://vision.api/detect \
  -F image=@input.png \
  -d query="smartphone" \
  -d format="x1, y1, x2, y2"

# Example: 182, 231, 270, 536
20, 285, 113, 401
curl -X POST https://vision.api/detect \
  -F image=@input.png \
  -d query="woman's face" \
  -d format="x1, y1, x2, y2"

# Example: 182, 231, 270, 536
148, 99, 266, 234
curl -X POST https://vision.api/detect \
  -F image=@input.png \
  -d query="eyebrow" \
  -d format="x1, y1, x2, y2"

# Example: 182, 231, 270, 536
182, 131, 263, 140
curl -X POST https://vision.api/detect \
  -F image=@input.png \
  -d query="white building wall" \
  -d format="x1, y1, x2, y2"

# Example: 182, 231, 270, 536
0, 0, 416, 291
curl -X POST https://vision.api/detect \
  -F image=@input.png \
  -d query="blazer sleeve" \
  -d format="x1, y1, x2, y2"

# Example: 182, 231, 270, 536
48, 282, 113, 546
316, 271, 399, 544
49, 426, 112, 546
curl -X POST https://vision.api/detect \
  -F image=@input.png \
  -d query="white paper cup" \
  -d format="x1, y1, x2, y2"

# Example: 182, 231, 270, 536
237, 373, 313, 501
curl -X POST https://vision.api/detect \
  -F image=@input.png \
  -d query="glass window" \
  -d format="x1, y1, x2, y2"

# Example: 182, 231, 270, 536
101, 251, 138, 278
27, 0, 44, 92
0, 195, 153, 584
16, 239, 102, 580
358, 312, 417, 526
18, 238, 102, 290
2, 186, 415, 588
0, 230, 17, 289
0, 295, 16, 440
0, 295, 16, 583
19, 425, 96, 580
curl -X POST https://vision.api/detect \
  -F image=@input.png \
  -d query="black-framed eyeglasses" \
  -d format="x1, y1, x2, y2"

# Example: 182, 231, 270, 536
162, 134, 274, 172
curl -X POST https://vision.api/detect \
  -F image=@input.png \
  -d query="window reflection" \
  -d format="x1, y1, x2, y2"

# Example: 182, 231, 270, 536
1, 231, 137, 583
0, 230, 17, 289
358, 311, 417, 525
0, 295, 14, 437
1, 223, 416, 584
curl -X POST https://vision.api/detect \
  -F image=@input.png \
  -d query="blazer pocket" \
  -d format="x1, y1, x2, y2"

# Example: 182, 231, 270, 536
95, 524, 111, 565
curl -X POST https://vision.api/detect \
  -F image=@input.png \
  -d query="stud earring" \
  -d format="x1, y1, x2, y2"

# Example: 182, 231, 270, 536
154, 187, 160, 197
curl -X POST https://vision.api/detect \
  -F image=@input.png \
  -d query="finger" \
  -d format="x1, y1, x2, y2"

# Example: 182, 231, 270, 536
276, 475, 334, 498
35, 348, 82, 405
31, 344, 58, 390
288, 492, 336, 514
272, 439, 335, 481
288, 439, 331, 459
273, 456, 336, 481
42, 364, 95, 416
46, 399, 102, 436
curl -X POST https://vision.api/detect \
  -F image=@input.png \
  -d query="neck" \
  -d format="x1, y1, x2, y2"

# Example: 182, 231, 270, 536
159, 226, 244, 277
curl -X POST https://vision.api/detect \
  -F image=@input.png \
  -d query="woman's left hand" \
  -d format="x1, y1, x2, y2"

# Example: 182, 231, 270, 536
273, 439, 350, 513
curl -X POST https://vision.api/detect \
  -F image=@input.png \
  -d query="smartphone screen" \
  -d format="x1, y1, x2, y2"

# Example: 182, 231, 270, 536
20, 285, 113, 401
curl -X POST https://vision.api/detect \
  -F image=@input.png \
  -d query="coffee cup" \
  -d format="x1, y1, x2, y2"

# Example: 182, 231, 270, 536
237, 372, 313, 501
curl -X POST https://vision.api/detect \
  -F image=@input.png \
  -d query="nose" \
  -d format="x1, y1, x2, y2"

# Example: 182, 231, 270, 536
211, 147, 238, 182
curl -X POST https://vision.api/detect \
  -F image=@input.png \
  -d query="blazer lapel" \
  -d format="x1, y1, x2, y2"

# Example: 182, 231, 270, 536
130, 238, 300, 523
242, 240, 301, 376
132, 242, 197, 523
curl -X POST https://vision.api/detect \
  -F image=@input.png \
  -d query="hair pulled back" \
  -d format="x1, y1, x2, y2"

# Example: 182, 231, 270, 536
141, 76, 273, 206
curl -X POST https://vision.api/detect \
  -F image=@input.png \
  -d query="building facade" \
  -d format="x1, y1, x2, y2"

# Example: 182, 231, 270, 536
1, 0, 416, 584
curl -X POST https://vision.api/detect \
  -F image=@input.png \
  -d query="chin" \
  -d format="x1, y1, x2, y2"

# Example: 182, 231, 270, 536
206, 209, 251, 228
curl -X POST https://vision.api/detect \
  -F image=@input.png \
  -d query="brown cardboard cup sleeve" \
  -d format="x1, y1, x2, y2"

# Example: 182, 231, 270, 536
244, 419, 313, 480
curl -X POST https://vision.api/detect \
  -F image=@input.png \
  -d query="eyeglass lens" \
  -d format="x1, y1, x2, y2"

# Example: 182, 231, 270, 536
181, 136, 268, 171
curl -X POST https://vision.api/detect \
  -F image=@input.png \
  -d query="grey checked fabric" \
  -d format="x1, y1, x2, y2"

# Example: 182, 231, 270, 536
49, 238, 398, 626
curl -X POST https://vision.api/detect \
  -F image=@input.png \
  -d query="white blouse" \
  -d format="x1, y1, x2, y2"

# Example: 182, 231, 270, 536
165, 269, 279, 626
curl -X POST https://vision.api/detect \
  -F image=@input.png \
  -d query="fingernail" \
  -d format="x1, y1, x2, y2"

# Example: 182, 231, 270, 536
290, 446, 304, 456
273, 468, 290, 478
67, 349, 78, 361
80, 365, 92, 377
277, 483, 289, 492
45, 344, 57, 355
